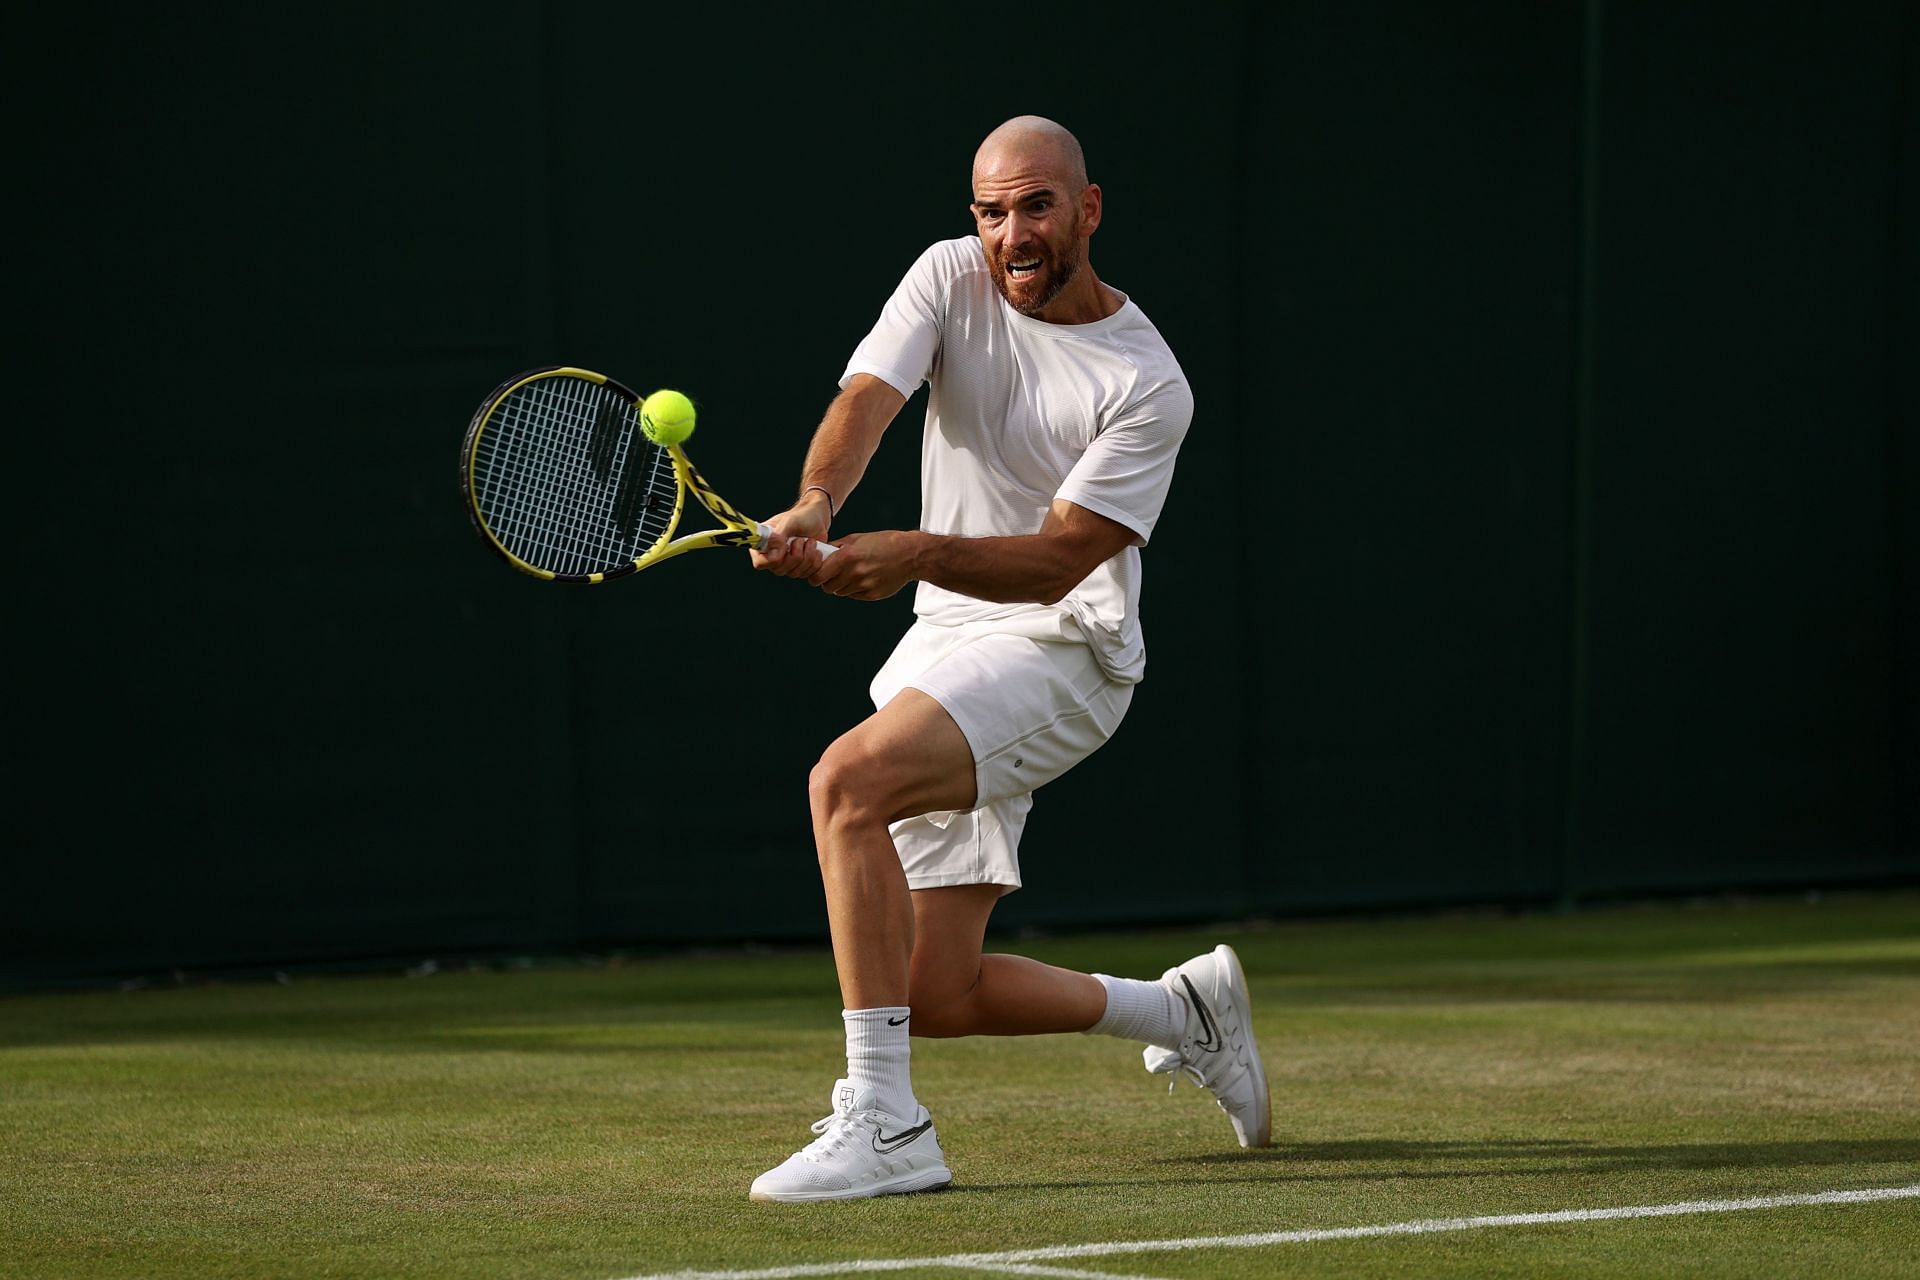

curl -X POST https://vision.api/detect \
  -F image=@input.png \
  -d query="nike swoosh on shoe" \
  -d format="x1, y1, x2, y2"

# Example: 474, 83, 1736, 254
872, 1120, 933, 1154
1181, 974, 1223, 1052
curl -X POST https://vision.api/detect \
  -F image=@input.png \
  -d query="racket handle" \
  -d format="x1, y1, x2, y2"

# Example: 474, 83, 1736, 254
756, 522, 839, 558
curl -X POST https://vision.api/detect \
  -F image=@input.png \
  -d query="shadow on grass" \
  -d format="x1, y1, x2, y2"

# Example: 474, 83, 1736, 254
947, 1138, 1920, 1192
1154, 1137, 1920, 1174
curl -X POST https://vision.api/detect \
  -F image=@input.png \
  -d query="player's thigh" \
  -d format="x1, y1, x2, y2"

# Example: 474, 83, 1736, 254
906, 632, 1132, 809
813, 687, 978, 825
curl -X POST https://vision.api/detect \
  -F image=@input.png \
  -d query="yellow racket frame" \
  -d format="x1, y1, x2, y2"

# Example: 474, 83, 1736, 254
463, 367, 777, 584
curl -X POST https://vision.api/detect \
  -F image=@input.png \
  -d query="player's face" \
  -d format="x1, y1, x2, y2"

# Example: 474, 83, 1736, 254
971, 160, 1097, 319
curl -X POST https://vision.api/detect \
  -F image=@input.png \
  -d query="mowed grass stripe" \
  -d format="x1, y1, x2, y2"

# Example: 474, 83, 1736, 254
621, 1185, 1920, 1280
2, 892, 1916, 1279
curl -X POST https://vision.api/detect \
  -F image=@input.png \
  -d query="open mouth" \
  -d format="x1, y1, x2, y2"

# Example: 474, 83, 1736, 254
1006, 256, 1043, 281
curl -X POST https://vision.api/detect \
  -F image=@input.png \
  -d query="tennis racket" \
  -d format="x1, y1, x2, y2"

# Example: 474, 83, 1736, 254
460, 366, 835, 584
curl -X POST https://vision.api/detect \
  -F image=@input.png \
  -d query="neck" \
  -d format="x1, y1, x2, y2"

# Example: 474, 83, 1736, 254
1032, 267, 1121, 325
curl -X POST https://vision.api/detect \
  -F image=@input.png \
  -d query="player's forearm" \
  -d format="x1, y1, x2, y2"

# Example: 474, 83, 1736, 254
804, 499, 1131, 605
799, 374, 905, 517
907, 531, 1088, 606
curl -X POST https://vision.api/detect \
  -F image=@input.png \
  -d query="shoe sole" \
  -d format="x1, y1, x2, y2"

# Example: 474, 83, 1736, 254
749, 1166, 953, 1204
1215, 944, 1272, 1148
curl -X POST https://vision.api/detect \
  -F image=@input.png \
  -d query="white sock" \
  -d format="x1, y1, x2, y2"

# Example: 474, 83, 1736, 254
843, 1007, 916, 1119
1086, 974, 1188, 1050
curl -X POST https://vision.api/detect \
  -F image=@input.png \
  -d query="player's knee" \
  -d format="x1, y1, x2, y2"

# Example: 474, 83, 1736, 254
808, 739, 885, 833
906, 963, 982, 1038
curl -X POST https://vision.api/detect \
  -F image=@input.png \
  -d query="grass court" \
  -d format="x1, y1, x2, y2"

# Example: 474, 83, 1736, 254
4, 892, 1916, 1278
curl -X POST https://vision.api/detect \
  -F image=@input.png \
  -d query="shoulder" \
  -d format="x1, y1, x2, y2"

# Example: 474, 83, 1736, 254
903, 236, 990, 288
1107, 299, 1181, 366
1102, 302, 1194, 419
924, 235, 989, 274
887, 238, 999, 337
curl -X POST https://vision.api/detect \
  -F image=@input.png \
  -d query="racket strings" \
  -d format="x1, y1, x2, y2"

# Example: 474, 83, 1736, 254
470, 376, 677, 576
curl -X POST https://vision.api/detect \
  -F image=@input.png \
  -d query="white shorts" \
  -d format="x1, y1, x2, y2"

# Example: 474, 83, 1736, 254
869, 614, 1133, 894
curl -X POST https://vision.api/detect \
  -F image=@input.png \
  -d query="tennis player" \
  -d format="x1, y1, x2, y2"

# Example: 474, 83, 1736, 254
746, 116, 1268, 1202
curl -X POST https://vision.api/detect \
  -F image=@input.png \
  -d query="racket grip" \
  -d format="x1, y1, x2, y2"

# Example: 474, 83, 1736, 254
756, 522, 839, 558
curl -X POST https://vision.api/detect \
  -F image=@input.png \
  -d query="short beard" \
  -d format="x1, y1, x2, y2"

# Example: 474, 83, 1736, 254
989, 224, 1084, 316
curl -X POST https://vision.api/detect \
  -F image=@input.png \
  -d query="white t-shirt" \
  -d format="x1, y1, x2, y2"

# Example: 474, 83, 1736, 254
841, 237, 1192, 684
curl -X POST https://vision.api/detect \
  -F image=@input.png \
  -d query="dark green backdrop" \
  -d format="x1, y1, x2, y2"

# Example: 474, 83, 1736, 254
7, 1, 1914, 986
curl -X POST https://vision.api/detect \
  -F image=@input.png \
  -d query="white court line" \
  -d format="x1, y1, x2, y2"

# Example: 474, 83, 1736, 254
957, 1265, 1171, 1280
619, 1184, 1920, 1280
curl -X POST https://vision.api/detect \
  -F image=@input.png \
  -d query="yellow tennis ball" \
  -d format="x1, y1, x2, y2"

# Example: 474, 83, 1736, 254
640, 389, 697, 445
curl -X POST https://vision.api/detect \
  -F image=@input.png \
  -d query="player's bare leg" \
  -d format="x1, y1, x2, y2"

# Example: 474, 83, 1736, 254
750, 690, 974, 1203
754, 689, 1269, 1202
908, 884, 1106, 1036
809, 688, 978, 1009
909, 886, 1271, 1148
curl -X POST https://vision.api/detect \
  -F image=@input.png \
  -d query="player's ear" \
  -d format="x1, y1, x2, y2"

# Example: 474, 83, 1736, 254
1078, 183, 1103, 236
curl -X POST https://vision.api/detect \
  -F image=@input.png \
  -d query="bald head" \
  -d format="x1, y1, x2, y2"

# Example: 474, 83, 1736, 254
967, 115, 1111, 322
972, 116, 1088, 194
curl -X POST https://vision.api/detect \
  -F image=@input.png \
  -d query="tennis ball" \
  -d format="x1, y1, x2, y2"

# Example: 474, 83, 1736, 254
641, 389, 697, 445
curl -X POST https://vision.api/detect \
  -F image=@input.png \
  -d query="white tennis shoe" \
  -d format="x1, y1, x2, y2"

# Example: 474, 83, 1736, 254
1142, 944, 1272, 1147
749, 1079, 952, 1203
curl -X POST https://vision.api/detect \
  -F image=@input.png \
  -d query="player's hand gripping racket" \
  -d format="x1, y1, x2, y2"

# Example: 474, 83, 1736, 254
460, 366, 835, 583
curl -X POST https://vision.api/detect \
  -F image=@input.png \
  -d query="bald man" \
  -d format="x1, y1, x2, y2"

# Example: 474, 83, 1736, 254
746, 117, 1269, 1203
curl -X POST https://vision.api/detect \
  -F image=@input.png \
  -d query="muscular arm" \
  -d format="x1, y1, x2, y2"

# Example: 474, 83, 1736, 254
798, 374, 906, 519
752, 374, 906, 573
808, 498, 1136, 605
759, 374, 1140, 604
